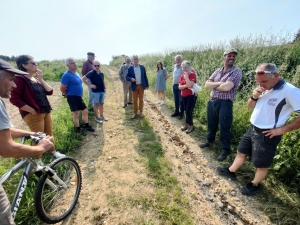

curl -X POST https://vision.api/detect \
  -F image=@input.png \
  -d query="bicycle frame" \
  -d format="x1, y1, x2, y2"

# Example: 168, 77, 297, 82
0, 136, 69, 219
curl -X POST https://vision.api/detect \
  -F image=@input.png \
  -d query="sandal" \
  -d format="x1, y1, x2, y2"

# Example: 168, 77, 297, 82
140, 114, 144, 118
132, 114, 136, 119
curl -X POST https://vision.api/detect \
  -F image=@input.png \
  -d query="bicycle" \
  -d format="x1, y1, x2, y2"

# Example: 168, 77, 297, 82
0, 132, 82, 224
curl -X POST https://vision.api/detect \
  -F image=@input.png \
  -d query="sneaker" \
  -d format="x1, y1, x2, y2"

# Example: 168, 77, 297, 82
240, 182, 261, 196
160, 101, 164, 106
181, 124, 188, 131
186, 125, 194, 133
100, 116, 108, 121
123, 104, 127, 108
95, 117, 103, 123
76, 127, 86, 136
199, 142, 212, 148
85, 125, 95, 132
127, 102, 132, 105
216, 167, 237, 180
156, 100, 161, 104
53, 151, 66, 158
171, 112, 180, 117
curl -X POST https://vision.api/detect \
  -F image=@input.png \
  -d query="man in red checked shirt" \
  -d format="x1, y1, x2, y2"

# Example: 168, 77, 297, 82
199, 49, 242, 161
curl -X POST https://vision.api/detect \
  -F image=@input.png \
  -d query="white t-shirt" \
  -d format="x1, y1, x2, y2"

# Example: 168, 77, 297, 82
250, 80, 300, 129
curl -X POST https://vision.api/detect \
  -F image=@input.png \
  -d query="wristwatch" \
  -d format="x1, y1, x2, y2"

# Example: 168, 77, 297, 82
250, 96, 258, 101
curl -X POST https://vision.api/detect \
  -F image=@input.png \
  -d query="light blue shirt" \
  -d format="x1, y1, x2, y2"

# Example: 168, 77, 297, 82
134, 65, 142, 85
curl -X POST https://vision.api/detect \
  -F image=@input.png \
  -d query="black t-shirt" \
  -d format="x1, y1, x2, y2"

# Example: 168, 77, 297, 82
86, 70, 105, 92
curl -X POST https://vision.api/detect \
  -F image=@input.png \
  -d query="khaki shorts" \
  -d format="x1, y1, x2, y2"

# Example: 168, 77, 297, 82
0, 184, 15, 225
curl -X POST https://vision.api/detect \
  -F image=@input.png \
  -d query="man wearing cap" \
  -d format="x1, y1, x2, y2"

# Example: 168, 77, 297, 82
0, 59, 54, 225
217, 63, 300, 196
81, 52, 95, 109
119, 57, 132, 108
199, 49, 242, 161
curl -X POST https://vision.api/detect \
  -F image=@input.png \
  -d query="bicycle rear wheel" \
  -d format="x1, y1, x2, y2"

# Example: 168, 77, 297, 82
34, 157, 82, 224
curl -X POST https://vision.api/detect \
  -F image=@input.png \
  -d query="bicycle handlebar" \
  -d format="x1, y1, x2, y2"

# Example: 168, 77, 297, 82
28, 132, 46, 144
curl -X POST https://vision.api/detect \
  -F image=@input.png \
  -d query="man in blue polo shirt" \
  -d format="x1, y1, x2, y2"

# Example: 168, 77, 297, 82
217, 63, 300, 196
60, 58, 95, 136
82, 60, 107, 123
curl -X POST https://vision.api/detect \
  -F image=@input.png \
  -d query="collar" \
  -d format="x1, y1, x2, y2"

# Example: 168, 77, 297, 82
272, 78, 286, 90
221, 65, 235, 73
134, 64, 139, 68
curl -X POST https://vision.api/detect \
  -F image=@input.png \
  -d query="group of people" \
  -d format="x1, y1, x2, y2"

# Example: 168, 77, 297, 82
120, 50, 300, 197
1, 48, 300, 223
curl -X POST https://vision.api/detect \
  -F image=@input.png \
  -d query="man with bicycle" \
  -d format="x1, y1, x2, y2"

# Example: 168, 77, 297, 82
0, 59, 54, 225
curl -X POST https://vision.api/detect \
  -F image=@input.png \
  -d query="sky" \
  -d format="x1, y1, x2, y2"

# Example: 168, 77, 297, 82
1, 0, 300, 64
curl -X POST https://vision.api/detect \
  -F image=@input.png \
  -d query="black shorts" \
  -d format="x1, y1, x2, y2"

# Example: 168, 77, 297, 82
67, 96, 87, 112
238, 125, 282, 168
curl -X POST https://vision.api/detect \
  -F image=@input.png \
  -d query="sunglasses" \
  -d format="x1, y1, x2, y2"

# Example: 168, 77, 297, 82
28, 62, 37, 66
255, 71, 276, 76
94, 65, 100, 67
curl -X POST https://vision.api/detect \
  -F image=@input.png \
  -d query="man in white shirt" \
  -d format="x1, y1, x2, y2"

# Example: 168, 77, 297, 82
217, 63, 300, 196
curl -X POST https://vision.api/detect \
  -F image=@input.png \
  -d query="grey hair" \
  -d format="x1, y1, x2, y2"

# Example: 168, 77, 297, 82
93, 60, 100, 65
181, 60, 191, 69
65, 57, 75, 65
256, 63, 279, 78
132, 55, 139, 60
0, 70, 5, 79
175, 55, 182, 60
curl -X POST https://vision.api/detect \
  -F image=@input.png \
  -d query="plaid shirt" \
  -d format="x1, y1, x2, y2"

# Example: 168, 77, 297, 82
209, 65, 242, 100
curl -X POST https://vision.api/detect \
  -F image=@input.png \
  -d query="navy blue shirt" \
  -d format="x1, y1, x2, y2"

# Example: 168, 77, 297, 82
86, 70, 106, 92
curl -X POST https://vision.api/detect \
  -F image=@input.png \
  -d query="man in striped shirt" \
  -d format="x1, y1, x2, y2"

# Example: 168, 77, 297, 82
199, 49, 242, 161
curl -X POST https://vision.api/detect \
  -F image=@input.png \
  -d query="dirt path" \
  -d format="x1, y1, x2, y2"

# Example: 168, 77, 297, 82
5, 69, 272, 224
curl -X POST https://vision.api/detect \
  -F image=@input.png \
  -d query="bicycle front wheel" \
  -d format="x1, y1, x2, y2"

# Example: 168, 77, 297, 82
34, 157, 82, 224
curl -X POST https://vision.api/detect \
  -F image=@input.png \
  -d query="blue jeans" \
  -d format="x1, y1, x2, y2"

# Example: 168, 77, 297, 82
172, 84, 184, 114
92, 92, 105, 105
206, 99, 233, 151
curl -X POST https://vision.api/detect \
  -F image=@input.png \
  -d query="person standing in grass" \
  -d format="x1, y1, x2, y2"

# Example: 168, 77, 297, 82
0, 59, 54, 225
179, 61, 197, 134
60, 58, 95, 136
81, 52, 95, 109
10, 55, 65, 165
199, 49, 242, 161
119, 56, 132, 108
155, 61, 168, 106
126, 55, 149, 119
217, 63, 300, 196
82, 60, 107, 123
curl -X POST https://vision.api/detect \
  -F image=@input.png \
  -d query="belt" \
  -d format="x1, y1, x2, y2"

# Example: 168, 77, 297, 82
252, 125, 270, 132
136, 84, 141, 86
173, 84, 179, 86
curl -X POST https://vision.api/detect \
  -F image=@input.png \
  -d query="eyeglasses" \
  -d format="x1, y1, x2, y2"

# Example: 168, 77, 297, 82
255, 71, 276, 76
68, 62, 77, 65
94, 65, 100, 67
27, 62, 37, 66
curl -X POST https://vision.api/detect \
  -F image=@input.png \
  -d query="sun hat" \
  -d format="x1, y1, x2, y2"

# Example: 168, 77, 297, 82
0, 59, 28, 75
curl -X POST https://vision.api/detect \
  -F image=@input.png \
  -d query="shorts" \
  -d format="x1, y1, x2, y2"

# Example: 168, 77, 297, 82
92, 92, 105, 105
0, 184, 15, 225
67, 96, 87, 112
238, 125, 282, 168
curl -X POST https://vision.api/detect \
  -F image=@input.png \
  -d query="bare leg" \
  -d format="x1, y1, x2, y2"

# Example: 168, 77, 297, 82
229, 152, 247, 172
252, 168, 268, 186
161, 92, 165, 101
100, 104, 104, 116
73, 111, 80, 127
82, 108, 89, 123
93, 104, 99, 118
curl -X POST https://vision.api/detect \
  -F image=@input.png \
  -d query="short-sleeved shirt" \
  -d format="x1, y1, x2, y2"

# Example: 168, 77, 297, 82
81, 60, 94, 76
85, 70, 106, 93
250, 79, 300, 129
0, 98, 13, 130
209, 65, 242, 100
179, 72, 197, 97
61, 70, 83, 97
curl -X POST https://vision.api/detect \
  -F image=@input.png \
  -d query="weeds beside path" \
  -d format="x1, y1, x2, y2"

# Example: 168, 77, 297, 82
50, 66, 274, 225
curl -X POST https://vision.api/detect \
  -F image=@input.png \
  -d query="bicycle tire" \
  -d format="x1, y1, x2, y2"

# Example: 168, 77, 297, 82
34, 157, 82, 224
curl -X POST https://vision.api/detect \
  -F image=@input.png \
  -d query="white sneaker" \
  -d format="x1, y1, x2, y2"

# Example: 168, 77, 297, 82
160, 101, 164, 105
100, 116, 108, 121
53, 151, 66, 158
95, 117, 103, 123
156, 100, 161, 104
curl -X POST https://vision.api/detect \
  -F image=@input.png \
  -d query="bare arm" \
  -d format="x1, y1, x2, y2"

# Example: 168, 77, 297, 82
214, 81, 234, 92
164, 71, 168, 80
205, 80, 224, 90
0, 129, 54, 158
10, 128, 35, 139
82, 75, 89, 86
60, 84, 67, 96
263, 116, 300, 138
36, 69, 53, 92
248, 87, 265, 109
